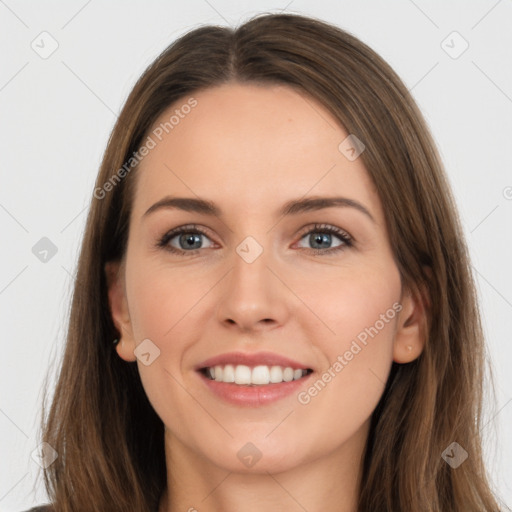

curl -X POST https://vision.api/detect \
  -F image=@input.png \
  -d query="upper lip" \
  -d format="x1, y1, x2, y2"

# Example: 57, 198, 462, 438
196, 351, 312, 371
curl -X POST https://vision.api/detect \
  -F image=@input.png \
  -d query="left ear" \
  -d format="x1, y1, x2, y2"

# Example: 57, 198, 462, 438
393, 273, 430, 364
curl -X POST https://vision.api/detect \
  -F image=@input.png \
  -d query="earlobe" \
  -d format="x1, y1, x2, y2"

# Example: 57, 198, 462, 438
392, 282, 429, 364
113, 336, 137, 362
105, 260, 137, 362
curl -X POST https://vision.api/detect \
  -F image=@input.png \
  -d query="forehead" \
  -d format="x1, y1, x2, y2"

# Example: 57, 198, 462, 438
133, 82, 380, 220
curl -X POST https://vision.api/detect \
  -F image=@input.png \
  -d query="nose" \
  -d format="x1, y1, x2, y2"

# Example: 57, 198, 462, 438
215, 239, 291, 334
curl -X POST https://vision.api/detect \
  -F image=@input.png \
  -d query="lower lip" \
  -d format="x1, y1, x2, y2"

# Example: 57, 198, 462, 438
198, 372, 313, 406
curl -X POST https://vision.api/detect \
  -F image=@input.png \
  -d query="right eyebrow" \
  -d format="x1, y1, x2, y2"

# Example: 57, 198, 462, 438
143, 196, 220, 219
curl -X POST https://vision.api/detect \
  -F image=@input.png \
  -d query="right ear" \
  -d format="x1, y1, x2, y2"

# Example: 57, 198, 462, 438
104, 260, 137, 362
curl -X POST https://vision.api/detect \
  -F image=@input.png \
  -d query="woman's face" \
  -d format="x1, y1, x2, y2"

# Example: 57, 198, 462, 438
107, 82, 423, 474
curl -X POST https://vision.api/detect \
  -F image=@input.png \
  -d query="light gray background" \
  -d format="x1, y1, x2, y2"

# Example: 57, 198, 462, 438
1, 1, 511, 510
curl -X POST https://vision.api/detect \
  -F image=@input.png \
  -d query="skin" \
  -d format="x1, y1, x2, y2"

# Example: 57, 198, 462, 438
106, 82, 428, 512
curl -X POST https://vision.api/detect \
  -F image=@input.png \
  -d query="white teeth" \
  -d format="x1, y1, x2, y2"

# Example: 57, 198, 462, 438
269, 365, 283, 383
234, 365, 251, 384
283, 367, 294, 382
223, 364, 235, 383
205, 364, 309, 385
252, 365, 270, 385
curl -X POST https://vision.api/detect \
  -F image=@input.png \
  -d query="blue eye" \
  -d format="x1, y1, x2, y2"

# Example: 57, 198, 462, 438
157, 224, 213, 254
156, 223, 353, 256
295, 223, 353, 255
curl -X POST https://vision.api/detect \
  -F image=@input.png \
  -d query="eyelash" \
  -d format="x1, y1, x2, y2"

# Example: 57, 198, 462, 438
156, 223, 354, 256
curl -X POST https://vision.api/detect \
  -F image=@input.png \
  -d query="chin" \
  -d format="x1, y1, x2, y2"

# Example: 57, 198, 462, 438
200, 433, 307, 475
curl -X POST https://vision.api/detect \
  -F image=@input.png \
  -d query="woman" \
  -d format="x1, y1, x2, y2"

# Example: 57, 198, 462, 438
28, 12, 506, 512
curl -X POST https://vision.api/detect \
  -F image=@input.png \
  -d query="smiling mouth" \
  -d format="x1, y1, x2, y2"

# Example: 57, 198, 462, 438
199, 364, 314, 386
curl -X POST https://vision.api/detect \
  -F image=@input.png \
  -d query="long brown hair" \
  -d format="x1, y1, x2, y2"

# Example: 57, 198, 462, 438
38, 12, 506, 511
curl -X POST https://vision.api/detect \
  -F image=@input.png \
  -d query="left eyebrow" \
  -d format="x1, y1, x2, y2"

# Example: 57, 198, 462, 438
142, 195, 375, 223
278, 196, 375, 223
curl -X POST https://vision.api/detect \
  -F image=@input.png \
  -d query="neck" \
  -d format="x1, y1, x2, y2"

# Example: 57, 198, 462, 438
159, 421, 369, 512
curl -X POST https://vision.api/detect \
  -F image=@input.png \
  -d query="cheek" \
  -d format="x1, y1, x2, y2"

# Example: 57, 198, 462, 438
296, 265, 400, 426
298, 263, 401, 354
124, 259, 211, 417
126, 259, 201, 342
331, 275, 399, 364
